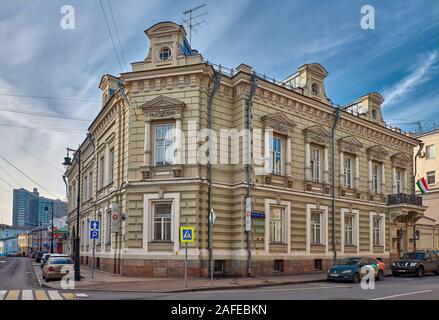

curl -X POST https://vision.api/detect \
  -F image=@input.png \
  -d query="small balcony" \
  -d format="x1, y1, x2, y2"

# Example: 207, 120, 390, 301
387, 193, 423, 206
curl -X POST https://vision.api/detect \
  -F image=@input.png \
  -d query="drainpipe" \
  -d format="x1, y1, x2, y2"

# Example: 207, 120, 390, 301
207, 69, 221, 279
246, 73, 257, 277
412, 142, 425, 251
331, 107, 341, 265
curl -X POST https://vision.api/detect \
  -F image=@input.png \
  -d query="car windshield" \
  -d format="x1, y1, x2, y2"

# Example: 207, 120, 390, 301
401, 252, 425, 260
337, 258, 360, 265
49, 258, 73, 265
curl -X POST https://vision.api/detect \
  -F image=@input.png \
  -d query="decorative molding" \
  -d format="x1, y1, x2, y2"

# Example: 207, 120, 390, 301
303, 125, 331, 146
338, 136, 363, 154
139, 95, 186, 121
366, 144, 389, 161
261, 112, 296, 135
391, 152, 410, 169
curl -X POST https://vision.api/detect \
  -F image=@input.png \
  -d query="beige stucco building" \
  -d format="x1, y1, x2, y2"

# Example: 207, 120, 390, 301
413, 129, 439, 251
65, 21, 427, 277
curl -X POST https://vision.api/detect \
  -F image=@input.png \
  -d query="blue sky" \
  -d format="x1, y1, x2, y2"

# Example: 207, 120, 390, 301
0, 0, 438, 224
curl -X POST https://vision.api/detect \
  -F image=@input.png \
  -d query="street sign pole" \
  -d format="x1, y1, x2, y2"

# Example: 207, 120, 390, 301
185, 240, 188, 288
209, 209, 216, 286
180, 226, 195, 288
92, 239, 95, 279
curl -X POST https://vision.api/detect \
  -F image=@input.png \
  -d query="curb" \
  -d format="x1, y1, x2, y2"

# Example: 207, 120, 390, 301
31, 261, 43, 288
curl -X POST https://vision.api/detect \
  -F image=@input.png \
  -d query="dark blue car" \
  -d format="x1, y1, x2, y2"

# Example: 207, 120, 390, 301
327, 256, 385, 283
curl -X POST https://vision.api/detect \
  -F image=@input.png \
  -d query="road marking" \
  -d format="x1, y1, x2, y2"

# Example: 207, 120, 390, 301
201, 284, 351, 294
62, 292, 76, 300
372, 290, 433, 300
5, 290, 20, 300
35, 290, 49, 300
21, 290, 34, 300
48, 290, 63, 300
75, 293, 88, 298
0, 290, 7, 300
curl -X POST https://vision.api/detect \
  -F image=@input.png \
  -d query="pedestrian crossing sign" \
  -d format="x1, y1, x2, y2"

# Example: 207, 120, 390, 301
180, 226, 195, 243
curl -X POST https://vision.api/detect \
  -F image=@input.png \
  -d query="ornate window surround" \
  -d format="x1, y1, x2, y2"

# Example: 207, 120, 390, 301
303, 125, 331, 186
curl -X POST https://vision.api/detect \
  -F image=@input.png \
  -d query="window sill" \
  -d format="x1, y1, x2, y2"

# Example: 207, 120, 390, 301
150, 240, 173, 244
269, 242, 287, 246
310, 243, 325, 247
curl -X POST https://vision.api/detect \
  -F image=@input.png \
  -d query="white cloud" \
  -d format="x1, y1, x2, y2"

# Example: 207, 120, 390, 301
382, 51, 438, 107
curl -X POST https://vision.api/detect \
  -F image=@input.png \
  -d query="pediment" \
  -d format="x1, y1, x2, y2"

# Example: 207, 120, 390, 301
338, 136, 363, 154
391, 152, 411, 168
139, 95, 186, 112
367, 145, 389, 160
303, 125, 331, 146
262, 112, 297, 129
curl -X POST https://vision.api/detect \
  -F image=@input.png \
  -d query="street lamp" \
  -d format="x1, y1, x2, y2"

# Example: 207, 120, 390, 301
45, 205, 54, 254
62, 147, 81, 282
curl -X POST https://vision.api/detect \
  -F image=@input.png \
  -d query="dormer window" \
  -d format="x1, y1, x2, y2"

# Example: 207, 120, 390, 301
159, 47, 172, 61
311, 82, 319, 96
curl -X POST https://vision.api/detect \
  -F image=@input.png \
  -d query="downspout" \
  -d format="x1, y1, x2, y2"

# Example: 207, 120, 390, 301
246, 73, 257, 277
207, 69, 221, 278
413, 142, 425, 251
331, 107, 341, 265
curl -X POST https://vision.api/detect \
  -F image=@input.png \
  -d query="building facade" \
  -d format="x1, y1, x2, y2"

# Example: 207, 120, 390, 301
413, 129, 439, 251
12, 188, 67, 229
65, 21, 426, 277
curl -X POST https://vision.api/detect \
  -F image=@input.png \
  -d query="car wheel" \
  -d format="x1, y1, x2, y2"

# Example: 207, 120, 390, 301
376, 270, 384, 281
416, 266, 424, 278
352, 273, 360, 283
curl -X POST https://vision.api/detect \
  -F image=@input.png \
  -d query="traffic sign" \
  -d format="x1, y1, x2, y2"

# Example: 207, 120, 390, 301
180, 226, 195, 243
90, 220, 100, 231
245, 197, 251, 231
90, 230, 99, 240
111, 202, 120, 233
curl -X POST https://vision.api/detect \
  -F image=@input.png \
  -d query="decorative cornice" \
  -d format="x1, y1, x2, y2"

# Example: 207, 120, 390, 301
303, 125, 331, 146
338, 136, 363, 154
261, 112, 296, 135
391, 152, 411, 168
367, 145, 389, 161
139, 95, 186, 121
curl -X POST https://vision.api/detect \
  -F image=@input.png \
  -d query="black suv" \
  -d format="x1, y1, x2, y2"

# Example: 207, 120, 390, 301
392, 251, 439, 277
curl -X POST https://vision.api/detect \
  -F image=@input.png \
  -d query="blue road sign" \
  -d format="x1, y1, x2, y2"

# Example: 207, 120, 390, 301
90, 220, 100, 231
90, 230, 99, 240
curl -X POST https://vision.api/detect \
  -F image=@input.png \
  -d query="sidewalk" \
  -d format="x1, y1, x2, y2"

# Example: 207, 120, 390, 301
33, 262, 392, 293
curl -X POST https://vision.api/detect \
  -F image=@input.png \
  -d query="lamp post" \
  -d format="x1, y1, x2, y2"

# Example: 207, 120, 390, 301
45, 205, 54, 254
62, 147, 81, 282
413, 142, 425, 251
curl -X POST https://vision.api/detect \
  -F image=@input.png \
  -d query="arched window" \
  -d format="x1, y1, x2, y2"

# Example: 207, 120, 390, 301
311, 82, 319, 96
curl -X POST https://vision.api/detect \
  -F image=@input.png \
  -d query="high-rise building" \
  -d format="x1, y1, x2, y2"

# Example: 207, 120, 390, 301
12, 188, 67, 229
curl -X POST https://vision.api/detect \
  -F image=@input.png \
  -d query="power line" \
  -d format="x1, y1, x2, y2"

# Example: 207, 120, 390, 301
0, 122, 86, 133
0, 106, 92, 122
0, 132, 64, 173
107, 0, 128, 71
0, 175, 14, 189
0, 154, 55, 196
99, 0, 125, 73
0, 161, 22, 187
0, 93, 98, 103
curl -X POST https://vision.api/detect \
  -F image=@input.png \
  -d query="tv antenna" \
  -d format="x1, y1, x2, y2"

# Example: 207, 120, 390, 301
182, 4, 208, 47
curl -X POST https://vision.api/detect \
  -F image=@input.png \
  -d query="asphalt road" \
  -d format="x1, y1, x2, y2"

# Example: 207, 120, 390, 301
78, 275, 439, 300
1, 257, 438, 300
0, 256, 38, 290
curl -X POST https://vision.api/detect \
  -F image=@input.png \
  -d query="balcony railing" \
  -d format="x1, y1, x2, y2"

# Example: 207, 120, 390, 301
387, 193, 423, 206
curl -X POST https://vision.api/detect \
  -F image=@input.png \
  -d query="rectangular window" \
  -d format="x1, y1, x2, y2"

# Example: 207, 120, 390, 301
345, 215, 354, 245
155, 124, 175, 165
269, 207, 285, 243
214, 260, 225, 273
427, 171, 436, 185
274, 260, 284, 273
344, 155, 353, 188
372, 163, 380, 193
99, 156, 105, 189
426, 145, 436, 159
269, 137, 282, 175
310, 147, 321, 182
153, 202, 172, 241
373, 217, 381, 246
88, 172, 93, 200
396, 169, 402, 194
109, 148, 115, 184
83, 175, 88, 201
311, 211, 322, 244
106, 211, 111, 245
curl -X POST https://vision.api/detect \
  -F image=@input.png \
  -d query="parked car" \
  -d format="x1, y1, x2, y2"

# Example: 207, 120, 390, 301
327, 256, 385, 283
391, 251, 439, 277
35, 251, 47, 263
42, 256, 74, 282
41, 254, 69, 268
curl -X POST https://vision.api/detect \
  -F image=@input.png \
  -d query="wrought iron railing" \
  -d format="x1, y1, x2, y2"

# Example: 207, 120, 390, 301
387, 193, 422, 206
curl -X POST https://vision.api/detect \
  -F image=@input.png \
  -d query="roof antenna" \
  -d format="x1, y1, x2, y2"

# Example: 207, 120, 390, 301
182, 4, 208, 47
